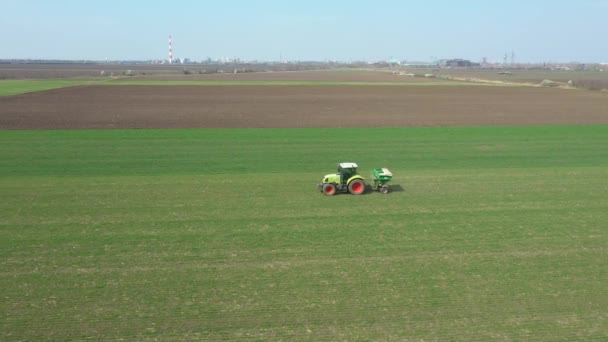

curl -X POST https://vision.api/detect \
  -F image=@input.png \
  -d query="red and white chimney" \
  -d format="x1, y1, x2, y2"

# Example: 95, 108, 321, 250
168, 35, 173, 64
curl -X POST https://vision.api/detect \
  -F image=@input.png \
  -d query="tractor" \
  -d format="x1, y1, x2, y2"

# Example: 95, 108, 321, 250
316, 162, 366, 196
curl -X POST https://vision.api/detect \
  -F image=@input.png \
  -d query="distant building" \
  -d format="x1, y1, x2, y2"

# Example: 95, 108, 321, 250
438, 59, 480, 67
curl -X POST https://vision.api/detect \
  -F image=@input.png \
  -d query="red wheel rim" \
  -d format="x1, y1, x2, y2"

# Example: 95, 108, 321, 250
325, 186, 335, 195
351, 182, 363, 194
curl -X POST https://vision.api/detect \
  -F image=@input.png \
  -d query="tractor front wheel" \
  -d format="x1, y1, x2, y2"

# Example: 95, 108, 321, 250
380, 185, 390, 194
322, 183, 337, 196
348, 179, 365, 195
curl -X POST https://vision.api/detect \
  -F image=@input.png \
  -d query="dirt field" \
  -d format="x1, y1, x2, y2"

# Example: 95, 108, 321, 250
0, 64, 437, 83
412, 68, 608, 89
0, 63, 407, 81
0, 63, 171, 79
413, 68, 608, 83
2, 84, 607, 129
126, 70, 440, 82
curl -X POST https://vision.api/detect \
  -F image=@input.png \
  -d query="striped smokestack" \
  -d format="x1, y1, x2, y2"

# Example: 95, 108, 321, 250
168, 35, 173, 64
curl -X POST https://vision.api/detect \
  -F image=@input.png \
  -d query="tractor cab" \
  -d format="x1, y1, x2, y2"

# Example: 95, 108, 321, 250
337, 162, 358, 184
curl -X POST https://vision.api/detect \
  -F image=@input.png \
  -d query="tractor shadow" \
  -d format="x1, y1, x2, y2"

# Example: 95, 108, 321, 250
389, 184, 405, 192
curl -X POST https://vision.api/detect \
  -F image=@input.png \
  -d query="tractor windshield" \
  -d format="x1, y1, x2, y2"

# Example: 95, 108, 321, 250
339, 166, 356, 180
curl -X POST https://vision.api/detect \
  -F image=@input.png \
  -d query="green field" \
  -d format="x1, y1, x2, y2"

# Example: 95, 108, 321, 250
2, 126, 607, 340
0, 79, 499, 96
0, 80, 94, 96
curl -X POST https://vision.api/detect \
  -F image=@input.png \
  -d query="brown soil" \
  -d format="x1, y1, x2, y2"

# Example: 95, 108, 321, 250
1, 85, 607, 129
126, 70, 439, 82
0, 64, 439, 82
0, 63, 170, 79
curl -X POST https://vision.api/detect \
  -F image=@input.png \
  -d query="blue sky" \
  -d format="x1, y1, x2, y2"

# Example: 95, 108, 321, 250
1, 0, 607, 62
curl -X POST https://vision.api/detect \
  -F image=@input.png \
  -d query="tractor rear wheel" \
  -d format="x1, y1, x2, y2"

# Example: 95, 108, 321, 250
380, 185, 390, 194
348, 179, 365, 195
322, 183, 337, 196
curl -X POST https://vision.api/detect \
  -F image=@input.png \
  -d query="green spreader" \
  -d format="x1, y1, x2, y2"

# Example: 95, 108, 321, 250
371, 168, 393, 194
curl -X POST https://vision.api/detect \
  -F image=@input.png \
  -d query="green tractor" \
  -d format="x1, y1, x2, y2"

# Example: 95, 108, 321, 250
317, 162, 366, 196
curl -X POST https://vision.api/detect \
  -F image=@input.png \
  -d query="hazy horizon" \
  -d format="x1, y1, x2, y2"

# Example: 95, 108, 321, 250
2, 0, 607, 63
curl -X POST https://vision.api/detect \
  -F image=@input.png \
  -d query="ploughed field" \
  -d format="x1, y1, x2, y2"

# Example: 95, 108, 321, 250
124, 70, 441, 82
415, 68, 608, 84
2, 84, 607, 129
0, 65, 431, 82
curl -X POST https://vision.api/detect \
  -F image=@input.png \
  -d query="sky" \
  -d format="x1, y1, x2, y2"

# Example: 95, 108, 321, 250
1, 0, 607, 63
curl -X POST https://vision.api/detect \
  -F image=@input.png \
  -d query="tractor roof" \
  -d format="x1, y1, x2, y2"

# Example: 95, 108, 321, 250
339, 162, 358, 169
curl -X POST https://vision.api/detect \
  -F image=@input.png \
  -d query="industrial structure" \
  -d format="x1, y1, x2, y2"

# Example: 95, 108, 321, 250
168, 35, 173, 64
438, 59, 480, 67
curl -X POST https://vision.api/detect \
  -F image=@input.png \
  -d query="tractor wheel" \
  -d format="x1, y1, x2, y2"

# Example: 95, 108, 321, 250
348, 179, 365, 195
322, 183, 337, 196
380, 185, 390, 194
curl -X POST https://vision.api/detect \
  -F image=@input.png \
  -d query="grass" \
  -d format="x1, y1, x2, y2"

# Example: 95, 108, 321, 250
0, 78, 506, 96
1, 126, 607, 340
0, 80, 94, 96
